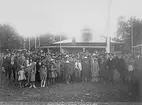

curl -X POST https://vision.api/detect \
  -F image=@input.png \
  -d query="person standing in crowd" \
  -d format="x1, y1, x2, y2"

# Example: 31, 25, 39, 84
60, 58, 65, 82
2, 54, 9, 78
49, 59, 57, 84
99, 55, 107, 83
55, 58, 61, 82
29, 59, 37, 88
6, 53, 11, 81
17, 53, 25, 73
18, 66, 26, 88
69, 57, 75, 82
39, 63, 47, 87
126, 55, 136, 98
90, 55, 99, 82
82, 56, 90, 82
133, 54, 142, 101
74, 58, 82, 82
63, 59, 71, 84
36, 59, 42, 83
1, 55, 5, 86
115, 53, 127, 84
106, 54, 115, 83
9, 54, 17, 81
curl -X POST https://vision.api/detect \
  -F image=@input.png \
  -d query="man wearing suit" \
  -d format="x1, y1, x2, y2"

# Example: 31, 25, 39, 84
115, 53, 127, 84
106, 54, 116, 83
134, 54, 142, 101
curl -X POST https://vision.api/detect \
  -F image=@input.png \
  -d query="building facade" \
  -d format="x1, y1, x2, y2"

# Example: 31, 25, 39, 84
40, 37, 124, 53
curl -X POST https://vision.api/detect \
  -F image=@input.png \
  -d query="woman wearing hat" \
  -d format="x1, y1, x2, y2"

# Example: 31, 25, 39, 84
82, 56, 90, 82
39, 63, 47, 87
63, 60, 71, 84
49, 59, 57, 84
55, 58, 61, 82
90, 56, 99, 82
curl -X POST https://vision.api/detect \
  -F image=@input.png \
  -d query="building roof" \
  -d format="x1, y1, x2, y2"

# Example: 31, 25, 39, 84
53, 37, 123, 44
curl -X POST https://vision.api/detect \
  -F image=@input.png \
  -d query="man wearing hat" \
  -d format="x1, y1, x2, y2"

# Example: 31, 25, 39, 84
63, 60, 71, 84
82, 56, 90, 82
133, 53, 142, 101
115, 53, 126, 84
74, 58, 82, 81
106, 53, 116, 83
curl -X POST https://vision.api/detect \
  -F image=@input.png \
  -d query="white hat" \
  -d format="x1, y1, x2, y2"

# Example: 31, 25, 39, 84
50, 59, 54, 61
66, 60, 69, 63
65, 55, 69, 57
93, 53, 96, 56
84, 56, 87, 58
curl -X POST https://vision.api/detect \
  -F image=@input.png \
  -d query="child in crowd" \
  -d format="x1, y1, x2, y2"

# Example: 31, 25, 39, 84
29, 61, 37, 88
18, 66, 26, 88
39, 64, 47, 87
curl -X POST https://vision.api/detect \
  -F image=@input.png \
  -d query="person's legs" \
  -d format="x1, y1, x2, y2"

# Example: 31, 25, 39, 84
75, 70, 77, 81
26, 73, 31, 86
5, 68, 8, 78
41, 79, 43, 87
33, 81, 36, 88
109, 70, 113, 83
8, 71, 12, 81
65, 74, 69, 84
12, 66, 16, 81
78, 71, 81, 81
139, 77, 142, 102
43, 77, 46, 87
29, 81, 32, 88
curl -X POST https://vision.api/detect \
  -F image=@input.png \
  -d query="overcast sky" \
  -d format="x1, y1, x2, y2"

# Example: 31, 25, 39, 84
0, 0, 142, 38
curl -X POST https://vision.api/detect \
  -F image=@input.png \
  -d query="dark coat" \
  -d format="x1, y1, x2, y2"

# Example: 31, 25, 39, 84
115, 57, 126, 74
63, 63, 71, 75
106, 58, 116, 71
82, 58, 90, 77
134, 57, 142, 78
99, 59, 108, 78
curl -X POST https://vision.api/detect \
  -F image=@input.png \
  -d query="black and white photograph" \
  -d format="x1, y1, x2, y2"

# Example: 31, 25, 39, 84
0, 0, 142, 104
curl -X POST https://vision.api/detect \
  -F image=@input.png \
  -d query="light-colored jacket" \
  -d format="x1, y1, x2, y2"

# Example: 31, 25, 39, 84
74, 61, 82, 71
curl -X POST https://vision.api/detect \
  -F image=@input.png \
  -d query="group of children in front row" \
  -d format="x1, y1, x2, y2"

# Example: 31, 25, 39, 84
18, 63, 47, 88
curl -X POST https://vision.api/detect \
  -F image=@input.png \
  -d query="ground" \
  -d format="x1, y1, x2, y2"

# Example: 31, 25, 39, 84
0, 79, 131, 102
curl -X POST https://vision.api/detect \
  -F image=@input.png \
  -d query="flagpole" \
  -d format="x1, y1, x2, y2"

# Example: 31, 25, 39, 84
35, 36, 36, 50
39, 35, 40, 48
131, 18, 133, 53
60, 35, 61, 53
29, 37, 30, 51
106, 0, 112, 53
0, 31, 1, 54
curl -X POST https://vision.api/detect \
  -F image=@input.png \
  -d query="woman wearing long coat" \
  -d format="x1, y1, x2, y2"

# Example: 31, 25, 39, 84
82, 56, 90, 81
99, 57, 108, 82
55, 59, 61, 82
63, 60, 71, 84
36, 59, 42, 82
90, 56, 99, 82
48, 59, 57, 84
115, 54, 127, 83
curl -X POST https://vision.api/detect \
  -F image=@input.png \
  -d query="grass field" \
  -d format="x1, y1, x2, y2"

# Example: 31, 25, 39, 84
0, 80, 131, 102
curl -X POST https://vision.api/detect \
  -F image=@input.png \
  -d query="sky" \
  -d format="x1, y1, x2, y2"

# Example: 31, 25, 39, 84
0, 0, 142, 39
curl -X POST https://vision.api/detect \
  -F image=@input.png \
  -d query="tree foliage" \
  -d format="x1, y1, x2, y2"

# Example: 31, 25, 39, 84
115, 16, 142, 53
0, 24, 23, 52
39, 33, 68, 46
24, 33, 68, 50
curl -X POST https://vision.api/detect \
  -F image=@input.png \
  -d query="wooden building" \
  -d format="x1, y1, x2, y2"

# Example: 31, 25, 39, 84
40, 37, 124, 53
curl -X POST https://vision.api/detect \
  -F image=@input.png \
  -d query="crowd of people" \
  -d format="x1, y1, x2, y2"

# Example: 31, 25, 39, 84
0, 49, 142, 101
